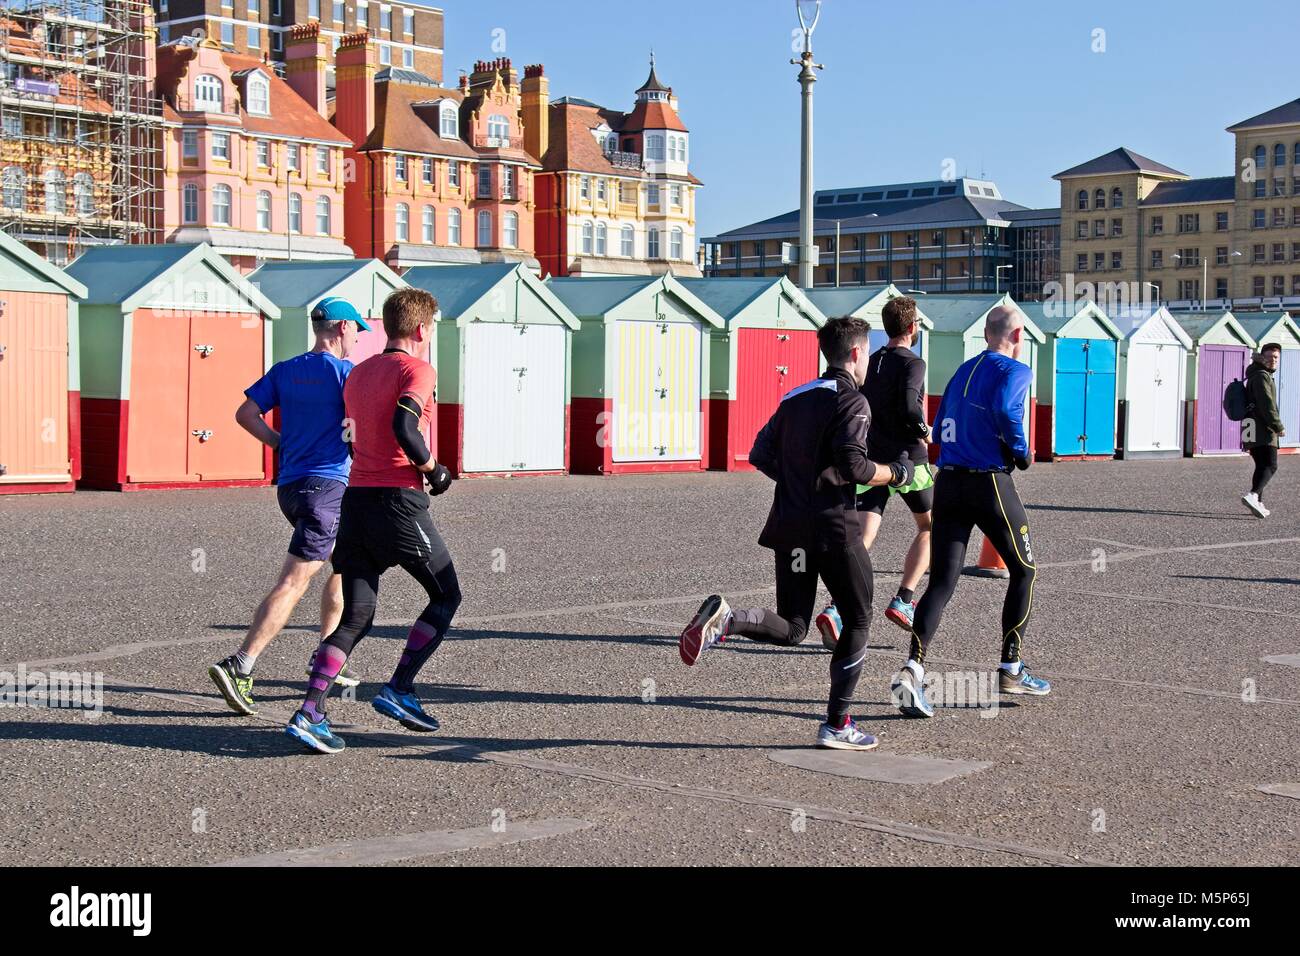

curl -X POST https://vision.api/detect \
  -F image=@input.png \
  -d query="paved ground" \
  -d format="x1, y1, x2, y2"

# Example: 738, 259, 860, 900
1, 456, 1298, 866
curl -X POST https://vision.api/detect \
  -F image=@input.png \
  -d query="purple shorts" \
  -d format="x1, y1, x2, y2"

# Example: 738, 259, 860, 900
277, 477, 346, 562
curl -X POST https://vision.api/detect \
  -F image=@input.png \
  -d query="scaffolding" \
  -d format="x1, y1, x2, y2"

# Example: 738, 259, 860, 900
0, 0, 162, 264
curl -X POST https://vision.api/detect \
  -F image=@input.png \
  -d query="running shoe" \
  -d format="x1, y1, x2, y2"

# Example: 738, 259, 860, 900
814, 605, 842, 650
1241, 493, 1267, 519
884, 596, 916, 630
891, 664, 934, 718
999, 663, 1052, 696
208, 657, 256, 716
307, 649, 361, 688
679, 594, 731, 666
372, 684, 440, 732
816, 717, 878, 751
285, 710, 346, 754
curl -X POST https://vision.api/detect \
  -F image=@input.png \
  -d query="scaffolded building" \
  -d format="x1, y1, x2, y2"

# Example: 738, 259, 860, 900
0, 0, 162, 264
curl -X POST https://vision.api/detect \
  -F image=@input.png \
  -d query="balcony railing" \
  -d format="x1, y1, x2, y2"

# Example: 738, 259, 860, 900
607, 150, 642, 170
473, 132, 522, 150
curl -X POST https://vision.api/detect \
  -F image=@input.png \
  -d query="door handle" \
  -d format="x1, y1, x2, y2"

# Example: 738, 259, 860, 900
655, 387, 668, 398
192, 429, 214, 442
193, 344, 215, 357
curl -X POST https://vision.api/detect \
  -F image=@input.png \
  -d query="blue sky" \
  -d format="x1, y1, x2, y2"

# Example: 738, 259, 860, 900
445, 0, 1300, 238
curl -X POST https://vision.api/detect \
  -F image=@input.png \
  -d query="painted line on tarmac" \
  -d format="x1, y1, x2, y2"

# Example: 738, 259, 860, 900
1048, 535, 1300, 571
770, 749, 993, 785
212, 818, 594, 867
1047, 586, 1297, 620
103, 676, 1104, 867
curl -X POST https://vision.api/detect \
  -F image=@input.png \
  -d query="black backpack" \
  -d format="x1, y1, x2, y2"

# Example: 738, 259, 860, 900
1223, 378, 1252, 422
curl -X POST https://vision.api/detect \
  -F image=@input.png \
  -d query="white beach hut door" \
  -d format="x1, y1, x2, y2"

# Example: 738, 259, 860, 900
1152, 343, 1183, 451
1125, 344, 1157, 452
517, 324, 566, 471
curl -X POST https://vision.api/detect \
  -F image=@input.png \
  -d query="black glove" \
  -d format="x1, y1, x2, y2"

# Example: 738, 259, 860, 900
1013, 455, 1031, 471
887, 457, 915, 488
426, 462, 453, 496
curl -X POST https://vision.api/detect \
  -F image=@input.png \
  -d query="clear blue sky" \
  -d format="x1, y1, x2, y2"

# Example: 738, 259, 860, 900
445, 0, 1300, 238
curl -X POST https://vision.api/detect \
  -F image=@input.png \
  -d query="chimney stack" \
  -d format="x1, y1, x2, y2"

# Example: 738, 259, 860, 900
333, 31, 377, 148
285, 22, 328, 118
521, 64, 548, 161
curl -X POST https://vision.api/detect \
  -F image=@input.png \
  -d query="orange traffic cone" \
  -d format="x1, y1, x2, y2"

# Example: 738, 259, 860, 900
963, 535, 1010, 579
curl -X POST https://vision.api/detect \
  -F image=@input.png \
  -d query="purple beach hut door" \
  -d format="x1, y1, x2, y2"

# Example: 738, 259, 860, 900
1196, 345, 1248, 454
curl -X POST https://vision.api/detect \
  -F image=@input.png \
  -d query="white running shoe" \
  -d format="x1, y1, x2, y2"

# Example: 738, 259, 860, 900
816, 718, 879, 751
679, 595, 731, 666
1242, 493, 1267, 519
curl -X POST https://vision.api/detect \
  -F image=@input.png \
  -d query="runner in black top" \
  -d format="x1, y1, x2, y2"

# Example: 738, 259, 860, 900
675, 316, 915, 751
815, 296, 933, 646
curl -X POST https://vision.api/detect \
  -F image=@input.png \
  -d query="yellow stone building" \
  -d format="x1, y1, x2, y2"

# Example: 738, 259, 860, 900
1055, 96, 1300, 311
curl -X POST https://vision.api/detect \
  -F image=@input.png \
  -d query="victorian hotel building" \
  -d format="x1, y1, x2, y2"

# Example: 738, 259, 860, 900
702, 177, 1059, 302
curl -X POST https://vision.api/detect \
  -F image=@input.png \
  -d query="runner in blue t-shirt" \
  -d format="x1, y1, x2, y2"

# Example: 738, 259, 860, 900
208, 297, 370, 715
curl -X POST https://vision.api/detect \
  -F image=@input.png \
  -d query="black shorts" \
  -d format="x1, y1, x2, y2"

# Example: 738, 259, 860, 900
856, 483, 934, 516
331, 486, 451, 575
276, 476, 346, 562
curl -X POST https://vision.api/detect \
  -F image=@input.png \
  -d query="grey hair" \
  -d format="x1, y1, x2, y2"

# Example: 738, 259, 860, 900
312, 318, 346, 335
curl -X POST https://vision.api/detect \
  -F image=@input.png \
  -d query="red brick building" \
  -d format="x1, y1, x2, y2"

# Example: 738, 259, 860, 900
326, 31, 542, 269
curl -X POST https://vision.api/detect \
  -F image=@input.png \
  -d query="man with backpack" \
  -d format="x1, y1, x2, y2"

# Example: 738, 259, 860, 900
1241, 343, 1285, 518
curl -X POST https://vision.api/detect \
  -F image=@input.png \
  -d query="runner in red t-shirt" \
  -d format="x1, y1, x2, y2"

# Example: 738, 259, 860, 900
286, 288, 461, 755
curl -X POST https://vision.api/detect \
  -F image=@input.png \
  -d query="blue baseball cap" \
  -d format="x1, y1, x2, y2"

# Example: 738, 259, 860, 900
311, 296, 371, 331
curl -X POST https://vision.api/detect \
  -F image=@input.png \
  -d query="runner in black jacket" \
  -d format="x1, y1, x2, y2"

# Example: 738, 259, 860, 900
677, 317, 915, 751
816, 296, 934, 645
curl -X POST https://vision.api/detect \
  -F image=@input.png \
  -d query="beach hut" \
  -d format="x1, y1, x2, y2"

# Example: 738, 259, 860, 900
1173, 311, 1257, 456
66, 244, 281, 490
677, 276, 824, 471
1111, 306, 1193, 460
0, 230, 87, 495
546, 275, 724, 475
1023, 299, 1122, 460
403, 263, 578, 477
249, 258, 409, 367
921, 294, 1045, 453
1235, 312, 1300, 452
806, 283, 933, 361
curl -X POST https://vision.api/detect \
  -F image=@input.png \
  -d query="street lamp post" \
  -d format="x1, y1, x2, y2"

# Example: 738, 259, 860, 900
995, 264, 1013, 295
1173, 250, 1241, 310
792, 0, 822, 290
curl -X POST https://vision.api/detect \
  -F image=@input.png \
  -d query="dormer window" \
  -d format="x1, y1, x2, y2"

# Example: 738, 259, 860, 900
194, 74, 223, 111
245, 72, 270, 116
487, 114, 509, 145
439, 103, 457, 137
